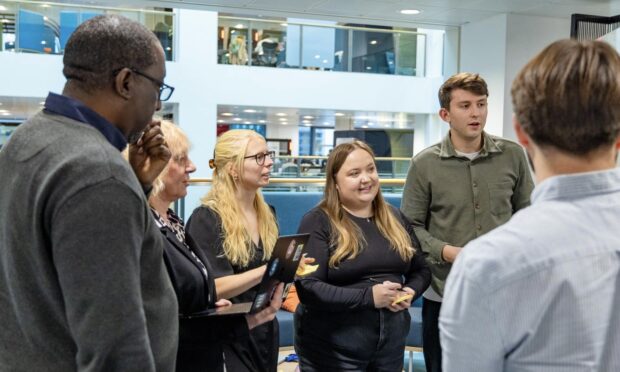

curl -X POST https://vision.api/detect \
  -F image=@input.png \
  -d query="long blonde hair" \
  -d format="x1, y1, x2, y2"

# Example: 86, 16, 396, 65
202, 130, 278, 267
320, 140, 414, 268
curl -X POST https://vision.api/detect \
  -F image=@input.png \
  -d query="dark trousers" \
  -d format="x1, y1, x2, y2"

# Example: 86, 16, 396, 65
295, 305, 410, 372
422, 298, 442, 372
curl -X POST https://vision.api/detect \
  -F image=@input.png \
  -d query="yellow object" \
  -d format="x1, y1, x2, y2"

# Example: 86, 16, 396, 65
296, 264, 319, 277
391, 293, 413, 306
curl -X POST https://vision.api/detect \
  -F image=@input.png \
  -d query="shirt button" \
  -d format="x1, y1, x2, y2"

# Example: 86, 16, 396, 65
475, 203, 480, 209
477, 225, 482, 231
473, 181, 478, 187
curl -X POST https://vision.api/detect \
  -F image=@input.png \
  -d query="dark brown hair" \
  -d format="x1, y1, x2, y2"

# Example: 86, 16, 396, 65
438, 72, 489, 109
511, 39, 620, 154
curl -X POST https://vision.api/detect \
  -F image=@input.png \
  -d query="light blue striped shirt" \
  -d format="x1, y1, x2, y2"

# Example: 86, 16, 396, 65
440, 167, 620, 372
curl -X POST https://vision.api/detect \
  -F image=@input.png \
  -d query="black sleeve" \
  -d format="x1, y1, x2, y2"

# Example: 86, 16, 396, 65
179, 315, 249, 346
294, 209, 375, 311
186, 206, 235, 278
401, 211, 431, 301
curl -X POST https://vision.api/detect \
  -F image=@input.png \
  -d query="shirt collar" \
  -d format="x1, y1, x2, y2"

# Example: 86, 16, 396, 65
439, 131, 502, 159
531, 167, 620, 204
43, 92, 127, 151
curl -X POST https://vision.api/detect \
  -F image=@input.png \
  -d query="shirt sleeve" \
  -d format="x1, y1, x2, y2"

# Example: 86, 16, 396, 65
295, 210, 375, 311
50, 180, 157, 371
401, 157, 449, 263
186, 206, 235, 278
511, 148, 534, 213
401, 214, 432, 298
439, 250, 505, 372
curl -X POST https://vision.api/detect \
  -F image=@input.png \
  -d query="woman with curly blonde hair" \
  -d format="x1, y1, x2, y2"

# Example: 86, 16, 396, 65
294, 140, 431, 371
186, 129, 279, 372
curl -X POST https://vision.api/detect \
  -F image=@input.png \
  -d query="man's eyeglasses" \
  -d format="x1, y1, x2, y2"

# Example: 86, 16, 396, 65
130, 69, 175, 102
244, 151, 275, 166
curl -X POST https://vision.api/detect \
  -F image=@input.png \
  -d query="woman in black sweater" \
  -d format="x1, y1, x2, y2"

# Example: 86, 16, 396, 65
295, 140, 431, 371
145, 121, 282, 372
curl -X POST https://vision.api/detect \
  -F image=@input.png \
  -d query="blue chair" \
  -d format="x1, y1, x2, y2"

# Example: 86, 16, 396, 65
276, 310, 295, 350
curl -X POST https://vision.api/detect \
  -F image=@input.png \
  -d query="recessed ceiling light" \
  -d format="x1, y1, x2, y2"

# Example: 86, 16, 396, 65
303, 116, 313, 119
361, 125, 368, 128
0, 5, 7, 11
322, 59, 328, 64
234, 24, 245, 29
41, 4, 50, 8
370, 40, 377, 45
365, 66, 372, 70
221, 112, 234, 116
276, 113, 287, 117
1, 112, 11, 116
278, 118, 288, 122
302, 120, 311, 124
258, 120, 266, 123
243, 109, 257, 113
217, 119, 224, 123
314, 55, 320, 59
280, 23, 288, 27
304, 123, 312, 127
281, 122, 288, 125
243, 121, 251, 124
0, 19, 9, 24
323, 122, 330, 126
400, 9, 421, 15
335, 112, 345, 117
233, 118, 242, 121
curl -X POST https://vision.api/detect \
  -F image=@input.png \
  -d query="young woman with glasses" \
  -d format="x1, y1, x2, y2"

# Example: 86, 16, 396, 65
186, 129, 281, 372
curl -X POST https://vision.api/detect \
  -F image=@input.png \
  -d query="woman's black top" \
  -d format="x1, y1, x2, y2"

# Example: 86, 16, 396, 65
186, 206, 279, 372
295, 205, 431, 311
153, 208, 249, 372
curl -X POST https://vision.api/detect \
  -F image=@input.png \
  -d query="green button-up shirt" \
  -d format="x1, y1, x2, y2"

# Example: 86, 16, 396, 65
401, 131, 534, 297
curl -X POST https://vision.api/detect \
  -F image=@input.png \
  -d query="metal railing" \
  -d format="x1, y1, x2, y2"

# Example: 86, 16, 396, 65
218, 15, 426, 77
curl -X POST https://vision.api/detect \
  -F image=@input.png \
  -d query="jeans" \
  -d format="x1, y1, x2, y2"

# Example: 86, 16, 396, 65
295, 304, 410, 372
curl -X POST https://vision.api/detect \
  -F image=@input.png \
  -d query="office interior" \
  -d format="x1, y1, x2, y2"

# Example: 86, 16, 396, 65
2, 1, 620, 370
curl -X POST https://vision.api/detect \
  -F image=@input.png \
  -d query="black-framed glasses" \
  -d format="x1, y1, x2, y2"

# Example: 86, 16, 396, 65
244, 151, 275, 166
130, 69, 175, 101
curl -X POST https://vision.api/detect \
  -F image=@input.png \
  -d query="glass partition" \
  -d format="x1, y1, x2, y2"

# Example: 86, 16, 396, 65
0, 0, 175, 60
270, 155, 410, 180
178, 176, 406, 220
218, 16, 426, 77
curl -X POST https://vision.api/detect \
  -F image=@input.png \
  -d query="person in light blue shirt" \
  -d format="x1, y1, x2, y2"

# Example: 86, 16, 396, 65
440, 38, 620, 372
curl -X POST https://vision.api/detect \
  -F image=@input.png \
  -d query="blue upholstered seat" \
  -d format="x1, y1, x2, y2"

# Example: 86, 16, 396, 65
276, 310, 295, 348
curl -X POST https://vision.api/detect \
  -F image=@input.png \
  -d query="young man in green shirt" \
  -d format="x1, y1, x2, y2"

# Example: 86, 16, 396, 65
400, 72, 534, 372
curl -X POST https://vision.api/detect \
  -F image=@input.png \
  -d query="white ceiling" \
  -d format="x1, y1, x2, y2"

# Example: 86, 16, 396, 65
121, 0, 620, 28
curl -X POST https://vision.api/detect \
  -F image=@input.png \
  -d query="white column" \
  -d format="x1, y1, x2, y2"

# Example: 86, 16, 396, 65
460, 13, 569, 140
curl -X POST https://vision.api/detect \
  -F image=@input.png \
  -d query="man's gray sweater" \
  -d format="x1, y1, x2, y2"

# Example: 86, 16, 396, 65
0, 111, 178, 371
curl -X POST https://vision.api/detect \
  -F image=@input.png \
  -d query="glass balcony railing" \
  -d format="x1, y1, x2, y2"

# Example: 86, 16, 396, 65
176, 175, 406, 223
269, 155, 411, 179
0, 0, 175, 61
218, 16, 426, 77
